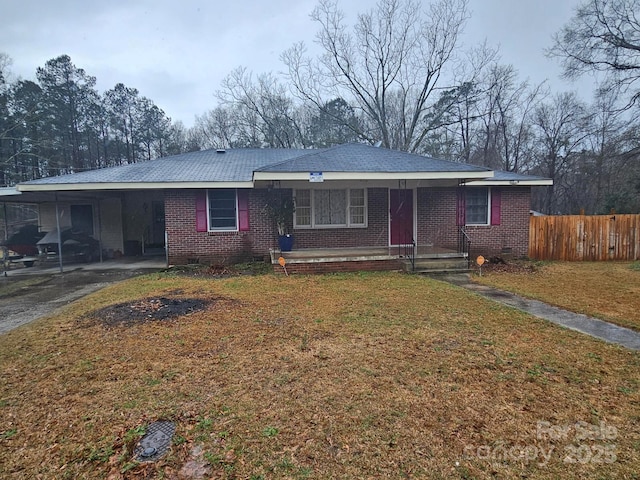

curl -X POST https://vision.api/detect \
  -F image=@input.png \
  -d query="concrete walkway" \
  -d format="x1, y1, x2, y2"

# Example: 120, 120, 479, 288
439, 274, 640, 351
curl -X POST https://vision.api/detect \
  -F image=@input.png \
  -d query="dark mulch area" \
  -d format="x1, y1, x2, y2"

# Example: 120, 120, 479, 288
89, 297, 210, 327
474, 257, 541, 274
168, 262, 272, 278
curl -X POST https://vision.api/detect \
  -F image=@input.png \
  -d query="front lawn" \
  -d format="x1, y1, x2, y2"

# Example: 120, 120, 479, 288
0, 271, 638, 479
474, 261, 640, 331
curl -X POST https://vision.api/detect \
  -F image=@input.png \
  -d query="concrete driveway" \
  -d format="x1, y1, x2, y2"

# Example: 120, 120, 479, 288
0, 257, 166, 334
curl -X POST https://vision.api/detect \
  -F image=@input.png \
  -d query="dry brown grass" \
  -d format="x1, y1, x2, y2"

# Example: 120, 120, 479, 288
474, 261, 640, 331
0, 271, 638, 479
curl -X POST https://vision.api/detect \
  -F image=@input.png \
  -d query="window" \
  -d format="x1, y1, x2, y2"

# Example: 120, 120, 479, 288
70, 204, 94, 235
196, 189, 249, 233
208, 189, 237, 230
314, 190, 346, 225
295, 188, 367, 228
349, 188, 366, 225
465, 187, 489, 225
295, 189, 311, 226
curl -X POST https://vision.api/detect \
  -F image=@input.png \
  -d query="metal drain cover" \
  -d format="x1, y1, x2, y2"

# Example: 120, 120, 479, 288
134, 421, 176, 462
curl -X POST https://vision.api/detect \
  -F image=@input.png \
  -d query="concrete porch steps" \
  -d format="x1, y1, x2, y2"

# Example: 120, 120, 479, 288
270, 246, 470, 275
401, 256, 469, 274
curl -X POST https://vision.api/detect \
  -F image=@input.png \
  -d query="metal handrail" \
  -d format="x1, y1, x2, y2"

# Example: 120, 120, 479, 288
397, 239, 416, 271
405, 239, 416, 271
458, 227, 471, 266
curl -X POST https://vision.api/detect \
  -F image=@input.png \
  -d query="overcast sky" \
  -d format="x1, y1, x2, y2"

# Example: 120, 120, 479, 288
1, 0, 590, 127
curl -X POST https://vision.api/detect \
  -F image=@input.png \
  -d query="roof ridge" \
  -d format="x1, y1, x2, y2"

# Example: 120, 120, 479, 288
253, 146, 333, 171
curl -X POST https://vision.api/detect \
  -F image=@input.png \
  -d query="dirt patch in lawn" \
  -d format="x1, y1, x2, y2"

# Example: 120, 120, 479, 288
88, 296, 211, 327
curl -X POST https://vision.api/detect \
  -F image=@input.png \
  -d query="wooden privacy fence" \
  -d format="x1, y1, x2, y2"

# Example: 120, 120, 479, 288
529, 214, 640, 261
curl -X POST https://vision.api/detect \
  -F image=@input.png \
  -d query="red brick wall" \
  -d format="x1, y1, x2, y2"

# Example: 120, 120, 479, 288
165, 188, 276, 265
417, 188, 458, 250
273, 259, 400, 275
465, 187, 531, 258
165, 186, 531, 265
416, 186, 531, 257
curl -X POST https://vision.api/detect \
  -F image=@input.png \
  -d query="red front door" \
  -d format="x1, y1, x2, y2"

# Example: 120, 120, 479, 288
390, 189, 413, 246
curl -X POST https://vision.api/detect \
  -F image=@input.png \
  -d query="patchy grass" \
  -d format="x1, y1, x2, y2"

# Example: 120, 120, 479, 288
474, 261, 640, 331
0, 275, 52, 299
0, 271, 638, 479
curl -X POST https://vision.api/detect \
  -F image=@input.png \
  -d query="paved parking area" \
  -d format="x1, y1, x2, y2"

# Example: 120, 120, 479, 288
0, 257, 166, 334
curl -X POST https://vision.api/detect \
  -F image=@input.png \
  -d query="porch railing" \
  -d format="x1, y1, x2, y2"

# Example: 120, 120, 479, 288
458, 227, 471, 267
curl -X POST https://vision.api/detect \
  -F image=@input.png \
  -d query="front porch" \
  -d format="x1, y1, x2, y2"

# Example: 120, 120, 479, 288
270, 245, 469, 275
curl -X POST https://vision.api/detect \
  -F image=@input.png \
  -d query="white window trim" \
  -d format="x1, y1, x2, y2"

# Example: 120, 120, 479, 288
465, 186, 491, 226
294, 188, 368, 229
207, 188, 239, 232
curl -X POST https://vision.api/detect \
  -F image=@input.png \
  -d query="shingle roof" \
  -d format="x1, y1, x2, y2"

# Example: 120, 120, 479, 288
465, 170, 553, 185
257, 143, 491, 173
18, 143, 549, 189
21, 148, 308, 185
490, 171, 549, 181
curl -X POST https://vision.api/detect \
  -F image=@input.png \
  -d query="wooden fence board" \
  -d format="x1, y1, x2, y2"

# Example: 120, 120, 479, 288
529, 214, 640, 261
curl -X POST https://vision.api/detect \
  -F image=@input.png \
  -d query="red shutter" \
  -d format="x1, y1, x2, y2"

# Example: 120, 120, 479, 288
490, 188, 501, 226
238, 189, 250, 231
195, 191, 208, 232
456, 188, 466, 226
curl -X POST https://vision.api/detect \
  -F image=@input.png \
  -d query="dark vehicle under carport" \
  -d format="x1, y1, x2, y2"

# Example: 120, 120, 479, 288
1, 224, 45, 257
37, 228, 100, 263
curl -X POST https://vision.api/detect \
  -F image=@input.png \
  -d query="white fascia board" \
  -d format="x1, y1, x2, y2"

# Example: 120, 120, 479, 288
466, 179, 553, 186
0, 187, 22, 197
17, 181, 255, 192
253, 171, 493, 182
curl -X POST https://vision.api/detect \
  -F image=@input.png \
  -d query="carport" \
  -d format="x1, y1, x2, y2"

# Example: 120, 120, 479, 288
1, 187, 167, 274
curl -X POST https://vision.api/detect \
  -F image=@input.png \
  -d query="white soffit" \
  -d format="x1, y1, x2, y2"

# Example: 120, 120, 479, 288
253, 171, 494, 182
17, 181, 255, 192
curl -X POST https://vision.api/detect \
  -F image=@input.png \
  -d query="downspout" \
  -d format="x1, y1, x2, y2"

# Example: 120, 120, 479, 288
54, 193, 63, 274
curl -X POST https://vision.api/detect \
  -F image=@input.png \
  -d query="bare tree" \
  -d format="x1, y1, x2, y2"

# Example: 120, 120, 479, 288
531, 92, 589, 213
549, 0, 640, 107
282, 0, 469, 152
193, 107, 243, 149
217, 67, 307, 148
472, 65, 546, 172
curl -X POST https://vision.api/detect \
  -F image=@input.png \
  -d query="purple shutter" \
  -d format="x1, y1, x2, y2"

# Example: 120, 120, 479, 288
456, 188, 466, 226
490, 188, 501, 226
238, 190, 250, 231
195, 191, 208, 232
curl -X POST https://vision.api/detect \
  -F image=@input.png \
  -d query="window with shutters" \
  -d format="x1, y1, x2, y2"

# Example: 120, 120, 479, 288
465, 187, 490, 225
208, 189, 237, 231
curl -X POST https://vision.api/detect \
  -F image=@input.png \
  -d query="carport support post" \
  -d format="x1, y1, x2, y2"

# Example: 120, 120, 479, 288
97, 198, 103, 263
2, 202, 8, 241
54, 194, 63, 274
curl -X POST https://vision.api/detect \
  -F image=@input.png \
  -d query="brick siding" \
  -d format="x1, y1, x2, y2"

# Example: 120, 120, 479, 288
464, 188, 531, 258
165, 186, 531, 265
417, 186, 531, 258
165, 188, 276, 265
273, 259, 400, 275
